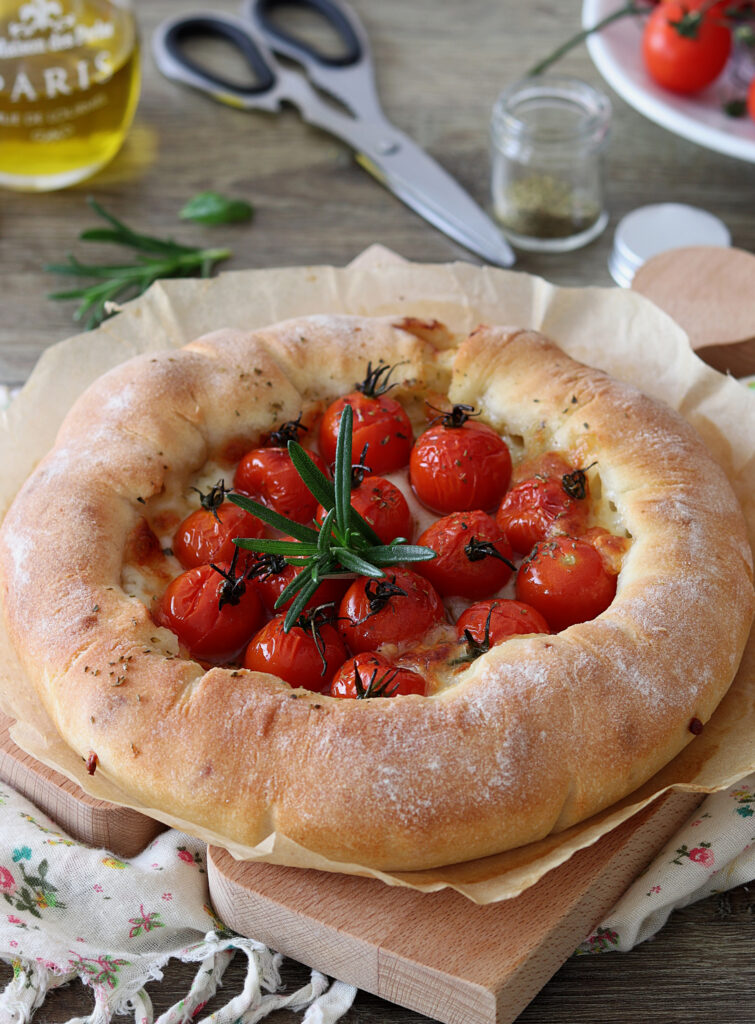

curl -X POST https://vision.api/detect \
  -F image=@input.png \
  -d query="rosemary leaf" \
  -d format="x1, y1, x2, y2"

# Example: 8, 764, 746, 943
180, 191, 254, 225
283, 574, 323, 631
332, 547, 385, 577
318, 508, 336, 552
229, 493, 320, 542
45, 199, 234, 329
234, 537, 319, 556
366, 544, 439, 565
334, 403, 352, 534
274, 566, 313, 609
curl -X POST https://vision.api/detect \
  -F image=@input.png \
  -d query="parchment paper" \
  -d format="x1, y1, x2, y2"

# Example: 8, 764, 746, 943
0, 247, 753, 904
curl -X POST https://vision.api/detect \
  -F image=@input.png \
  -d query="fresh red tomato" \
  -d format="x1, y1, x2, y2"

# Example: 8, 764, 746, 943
456, 599, 551, 653
748, 75, 755, 123
315, 474, 413, 544
410, 405, 512, 514
642, 0, 731, 94
496, 457, 591, 554
247, 552, 349, 614
328, 652, 427, 698
318, 363, 414, 475
243, 611, 347, 691
415, 510, 514, 598
338, 567, 445, 653
234, 446, 327, 525
173, 500, 265, 569
515, 537, 617, 632
153, 559, 264, 664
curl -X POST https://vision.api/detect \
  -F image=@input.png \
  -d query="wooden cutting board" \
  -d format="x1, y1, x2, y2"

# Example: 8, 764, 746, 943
0, 705, 702, 1023
208, 790, 701, 1024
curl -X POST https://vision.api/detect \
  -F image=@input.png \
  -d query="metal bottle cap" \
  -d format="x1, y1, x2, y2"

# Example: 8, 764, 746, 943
608, 203, 731, 287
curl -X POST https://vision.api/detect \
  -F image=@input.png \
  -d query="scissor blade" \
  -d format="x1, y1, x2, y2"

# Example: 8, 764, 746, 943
354, 133, 515, 268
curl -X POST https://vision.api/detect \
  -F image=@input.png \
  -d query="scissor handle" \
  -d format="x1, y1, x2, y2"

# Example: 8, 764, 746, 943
250, 0, 364, 68
153, 13, 280, 109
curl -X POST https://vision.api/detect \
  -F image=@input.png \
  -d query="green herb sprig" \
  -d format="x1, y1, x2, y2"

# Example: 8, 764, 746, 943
230, 404, 436, 631
46, 199, 232, 330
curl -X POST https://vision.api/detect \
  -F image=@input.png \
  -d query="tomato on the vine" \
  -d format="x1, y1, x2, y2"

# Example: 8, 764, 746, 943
328, 652, 427, 698
455, 599, 551, 650
415, 510, 514, 598
234, 417, 328, 524
642, 0, 732, 95
174, 500, 265, 569
318, 363, 414, 475
315, 473, 413, 544
410, 405, 512, 514
154, 558, 264, 664
496, 455, 591, 554
243, 610, 347, 691
247, 552, 349, 614
515, 536, 617, 632
338, 567, 445, 653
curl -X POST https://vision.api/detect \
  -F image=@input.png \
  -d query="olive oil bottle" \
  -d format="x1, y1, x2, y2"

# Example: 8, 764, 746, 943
0, 0, 140, 190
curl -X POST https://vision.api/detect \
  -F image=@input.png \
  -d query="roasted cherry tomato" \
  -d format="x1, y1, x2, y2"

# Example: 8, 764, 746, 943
247, 552, 349, 614
243, 611, 347, 691
318, 363, 414, 475
496, 455, 591, 554
748, 75, 755, 123
329, 652, 427, 698
174, 500, 265, 569
415, 510, 514, 598
234, 446, 328, 525
154, 558, 264, 664
338, 567, 445, 653
642, 0, 731, 94
315, 474, 413, 544
455, 599, 551, 653
515, 537, 617, 632
410, 405, 512, 514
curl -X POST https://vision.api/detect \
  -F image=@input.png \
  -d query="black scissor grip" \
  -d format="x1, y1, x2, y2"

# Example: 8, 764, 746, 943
255, 0, 362, 67
163, 16, 276, 95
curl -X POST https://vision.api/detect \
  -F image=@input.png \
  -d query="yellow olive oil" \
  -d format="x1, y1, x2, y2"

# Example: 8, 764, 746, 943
0, 0, 140, 190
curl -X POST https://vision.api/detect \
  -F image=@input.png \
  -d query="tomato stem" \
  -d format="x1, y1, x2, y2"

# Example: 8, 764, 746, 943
526, 2, 648, 77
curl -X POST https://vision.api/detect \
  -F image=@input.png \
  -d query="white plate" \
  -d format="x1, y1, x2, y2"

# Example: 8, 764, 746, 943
582, 0, 755, 163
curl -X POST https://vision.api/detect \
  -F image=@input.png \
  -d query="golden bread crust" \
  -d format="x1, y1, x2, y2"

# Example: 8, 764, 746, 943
0, 317, 752, 870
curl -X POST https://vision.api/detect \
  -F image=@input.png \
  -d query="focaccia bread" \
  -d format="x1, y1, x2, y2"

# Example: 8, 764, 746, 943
0, 316, 752, 871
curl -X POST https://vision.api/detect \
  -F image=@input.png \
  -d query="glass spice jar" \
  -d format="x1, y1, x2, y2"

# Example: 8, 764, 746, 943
0, 0, 140, 191
490, 75, 611, 252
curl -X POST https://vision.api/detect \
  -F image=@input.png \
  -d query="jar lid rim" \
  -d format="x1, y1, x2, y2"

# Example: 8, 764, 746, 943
492, 75, 612, 145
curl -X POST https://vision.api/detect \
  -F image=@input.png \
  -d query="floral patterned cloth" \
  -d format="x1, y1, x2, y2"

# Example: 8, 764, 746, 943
1, 777, 754, 1022
0, 784, 355, 1024
577, 773, 755, 954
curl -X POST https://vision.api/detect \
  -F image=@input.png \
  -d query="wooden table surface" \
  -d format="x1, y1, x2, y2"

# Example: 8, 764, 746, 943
0, 0, 753, 1021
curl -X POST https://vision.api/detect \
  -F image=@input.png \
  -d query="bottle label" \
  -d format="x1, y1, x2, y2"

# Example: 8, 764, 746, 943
0, 0, 116, 104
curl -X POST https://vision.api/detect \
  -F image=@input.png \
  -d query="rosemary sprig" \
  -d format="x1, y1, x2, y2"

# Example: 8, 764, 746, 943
230, 404, 436, 631
46, 198, 232, 330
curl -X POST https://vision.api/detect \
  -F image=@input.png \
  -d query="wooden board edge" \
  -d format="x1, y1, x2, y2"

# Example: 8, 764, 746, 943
0, 710, 164, 856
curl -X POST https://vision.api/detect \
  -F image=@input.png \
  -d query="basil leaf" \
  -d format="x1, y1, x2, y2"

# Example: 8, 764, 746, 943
179, 191, 254, 225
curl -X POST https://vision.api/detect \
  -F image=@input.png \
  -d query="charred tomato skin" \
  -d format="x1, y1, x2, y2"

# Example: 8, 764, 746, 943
234, 446, 328, 525
338, 567, 445, 653
456, 599, 551, 646
515, 536, 617, 632
173, 502, 265, 569
328, 652, 428, 698
243, 615, 347, 691
410, 420, 512, 514
315, 474, 413, 544
496, 463, 590, 555
319, 393, 414, 476
415, 510, 514, 598
154, 562, 264, 664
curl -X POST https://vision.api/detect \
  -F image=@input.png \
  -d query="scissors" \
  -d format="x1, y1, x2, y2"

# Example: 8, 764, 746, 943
152, 0, 515, 267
